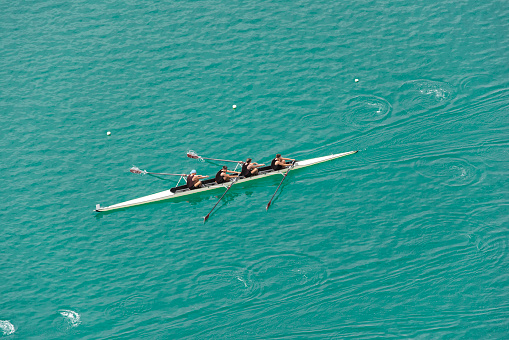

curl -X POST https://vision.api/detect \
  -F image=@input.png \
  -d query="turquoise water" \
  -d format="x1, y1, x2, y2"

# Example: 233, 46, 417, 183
1, 0, 508, 338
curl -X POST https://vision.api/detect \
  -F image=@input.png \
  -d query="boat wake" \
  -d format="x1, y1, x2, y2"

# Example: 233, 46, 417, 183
0, 320, 15, 336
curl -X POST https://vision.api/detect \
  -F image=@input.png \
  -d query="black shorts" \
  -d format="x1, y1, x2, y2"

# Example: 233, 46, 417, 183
189, 183, 202, 190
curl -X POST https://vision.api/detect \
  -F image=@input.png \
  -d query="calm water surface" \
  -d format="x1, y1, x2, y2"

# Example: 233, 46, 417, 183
1, 0, 508, 338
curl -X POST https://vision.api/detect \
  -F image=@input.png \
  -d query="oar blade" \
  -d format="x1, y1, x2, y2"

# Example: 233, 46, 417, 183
266, 201, 271, 211
187, 150, 200, 159
129, 166, 143, 174
187, 151, 241, 164
204, 214, 210, 222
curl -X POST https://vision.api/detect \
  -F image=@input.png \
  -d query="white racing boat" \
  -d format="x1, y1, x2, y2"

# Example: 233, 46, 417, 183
94, 150, 358, 212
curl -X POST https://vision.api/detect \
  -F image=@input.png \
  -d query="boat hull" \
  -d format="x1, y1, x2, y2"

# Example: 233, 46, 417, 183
95, 150, 358, 212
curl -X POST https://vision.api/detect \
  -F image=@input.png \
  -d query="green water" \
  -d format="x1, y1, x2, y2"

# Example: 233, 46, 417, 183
1, 0, 508, 338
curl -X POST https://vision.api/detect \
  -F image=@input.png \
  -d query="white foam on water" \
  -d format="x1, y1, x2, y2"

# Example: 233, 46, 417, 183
59, 310, 81, 327
0, 320, 15, 336
420, 87, 448, 100
237, 276, 248, 287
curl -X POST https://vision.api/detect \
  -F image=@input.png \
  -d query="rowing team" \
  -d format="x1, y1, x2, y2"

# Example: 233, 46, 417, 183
187, 154, 295, 190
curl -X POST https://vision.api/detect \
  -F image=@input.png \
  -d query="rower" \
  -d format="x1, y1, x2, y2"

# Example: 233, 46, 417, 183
187, 170, 208, 190
271, 154, 296, 170
215, 165, 240, 184
241, 158, 265, 178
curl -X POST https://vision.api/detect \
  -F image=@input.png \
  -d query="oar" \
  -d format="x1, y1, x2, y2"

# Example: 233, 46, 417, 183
187, 150, 241, 164
266, 164, 294, 211
204, 179, 237, 222
129, 166, 186, 177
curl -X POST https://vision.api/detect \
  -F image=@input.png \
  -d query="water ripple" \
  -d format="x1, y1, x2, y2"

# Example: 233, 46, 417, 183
344, 95, 392, 127
477, 141, 509, 166
186, 266, 253, 307
413, 156, 484, 187
466, 220, 508, 268
246, 253, 328, 301
394, 213, 507, 277
105, 294, 154, 317
459, 74, 492, 92
1, 0, 507, 338
396, 79, 454, 113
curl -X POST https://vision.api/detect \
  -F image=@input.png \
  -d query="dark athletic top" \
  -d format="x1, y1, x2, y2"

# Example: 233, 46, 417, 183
271, 158, 282, 171
186, 175, 196, 189
241, 163, 252, 178
215, 170, 225, 184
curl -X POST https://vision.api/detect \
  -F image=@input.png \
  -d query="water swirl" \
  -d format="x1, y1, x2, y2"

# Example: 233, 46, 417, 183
246, 253, 328, 301
51, 309, 82, 334
397, 79, 454, 113
344, 95, 392, 127
186, 265, 253, 308
58, 310, 81, 328
413, 156, 484, 187
459, 74, 491, 92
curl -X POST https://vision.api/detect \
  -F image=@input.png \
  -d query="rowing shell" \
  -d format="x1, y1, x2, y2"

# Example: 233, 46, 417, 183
94, 150, 358, 212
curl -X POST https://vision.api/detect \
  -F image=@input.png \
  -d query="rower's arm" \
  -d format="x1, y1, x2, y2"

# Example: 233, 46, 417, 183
275, 161, 292, 167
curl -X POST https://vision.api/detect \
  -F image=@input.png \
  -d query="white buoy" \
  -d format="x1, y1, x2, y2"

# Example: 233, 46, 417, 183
355, 79, 359, 82
232, 105, 237, 109
107, 131, 111, 136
